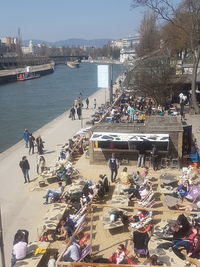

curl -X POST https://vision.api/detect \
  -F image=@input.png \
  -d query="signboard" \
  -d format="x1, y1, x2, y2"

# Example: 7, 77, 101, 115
97, 65, 109, 88
90, 132, 169, 142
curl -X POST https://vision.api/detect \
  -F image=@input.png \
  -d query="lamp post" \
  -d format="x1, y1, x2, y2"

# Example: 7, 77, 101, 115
109, 64, 113, 104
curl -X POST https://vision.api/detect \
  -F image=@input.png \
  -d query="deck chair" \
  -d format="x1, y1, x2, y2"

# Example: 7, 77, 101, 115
138, 191, 154, 207
185, 186, 200, 203
78, 245, 91, 262
70, 203, 88, 222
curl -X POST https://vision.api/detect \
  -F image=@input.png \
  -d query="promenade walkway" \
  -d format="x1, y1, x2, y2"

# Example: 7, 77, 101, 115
0, 86, 110, 265
0, 63, 54, 77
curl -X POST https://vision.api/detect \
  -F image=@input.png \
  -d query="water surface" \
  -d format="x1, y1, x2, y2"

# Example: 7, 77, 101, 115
0, 63, 125, 152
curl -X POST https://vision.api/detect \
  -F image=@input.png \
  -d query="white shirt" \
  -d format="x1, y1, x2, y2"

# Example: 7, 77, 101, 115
48, 258, 56, 267
55, 186, 64, 195
13, 241, 27, 260
63, 243, 80, 261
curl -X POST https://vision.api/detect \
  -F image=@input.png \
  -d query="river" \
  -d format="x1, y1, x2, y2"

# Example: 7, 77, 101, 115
0, 63, 125, 153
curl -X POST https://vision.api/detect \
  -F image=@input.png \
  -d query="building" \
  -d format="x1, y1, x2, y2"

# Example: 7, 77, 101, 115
21, 40, 36, 55
120, 48, 137, 63
0, 37, 17, 46
110, 39, 123, 49
122, 34, 140, 48
119, 34, 140, 63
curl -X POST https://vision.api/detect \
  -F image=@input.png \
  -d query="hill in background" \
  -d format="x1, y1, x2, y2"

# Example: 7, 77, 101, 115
22, 38, 111, 47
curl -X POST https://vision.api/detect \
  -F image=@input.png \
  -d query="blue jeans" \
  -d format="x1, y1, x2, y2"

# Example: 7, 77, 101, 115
137, 154, 145, 167
22, 168, 30, 182
45, 190, 59, 203
172, 239, 190, 251
11, 254, 17, 267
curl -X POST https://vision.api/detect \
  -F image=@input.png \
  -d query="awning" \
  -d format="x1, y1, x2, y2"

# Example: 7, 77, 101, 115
90, 132, 169, 142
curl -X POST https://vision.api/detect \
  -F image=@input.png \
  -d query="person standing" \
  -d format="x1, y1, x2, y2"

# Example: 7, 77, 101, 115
86, 97, 89, 109
37, 155, 46, 174
36, 136, 44, 155
28, 133, 35, 155
77, 105, 82, 120
108, 153, 119, 182
127, 104, 135, 123
70, 106, 76, 120
19, 156, 30, 183
93, 98, 97, 109
23, 129, 30, 148
151, 144, 158, 171
136, 142, 146, 167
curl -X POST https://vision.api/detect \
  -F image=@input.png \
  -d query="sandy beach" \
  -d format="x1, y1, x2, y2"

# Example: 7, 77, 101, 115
0, 85, 111, 264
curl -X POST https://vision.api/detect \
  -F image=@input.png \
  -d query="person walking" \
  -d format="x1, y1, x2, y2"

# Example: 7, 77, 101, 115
86, 98, 89, 109
28, 133, 35, 155
19, 156, 30, 183
70, 106, 76, 120
93, 98, 97, 109
108, 153, 119, 182
77, 105, 82, 120
23, 129, 30, 148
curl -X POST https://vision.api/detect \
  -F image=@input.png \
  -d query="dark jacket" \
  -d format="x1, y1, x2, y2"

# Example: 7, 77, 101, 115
19, 159, 30, 170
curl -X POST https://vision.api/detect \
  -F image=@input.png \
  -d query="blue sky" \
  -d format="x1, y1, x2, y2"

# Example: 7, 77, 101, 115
0, 0, 144, 41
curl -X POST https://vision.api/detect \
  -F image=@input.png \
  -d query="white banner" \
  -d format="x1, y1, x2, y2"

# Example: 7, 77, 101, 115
97, 65, 109, 88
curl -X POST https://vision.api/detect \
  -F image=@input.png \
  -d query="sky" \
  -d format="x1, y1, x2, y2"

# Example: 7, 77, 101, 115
0, 0, 144, 42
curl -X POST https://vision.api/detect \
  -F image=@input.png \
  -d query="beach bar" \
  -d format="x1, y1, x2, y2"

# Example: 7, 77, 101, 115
89, 117, 185, 165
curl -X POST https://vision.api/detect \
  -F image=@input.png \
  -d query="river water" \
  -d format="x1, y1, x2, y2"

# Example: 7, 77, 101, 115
0, 63, 125, 153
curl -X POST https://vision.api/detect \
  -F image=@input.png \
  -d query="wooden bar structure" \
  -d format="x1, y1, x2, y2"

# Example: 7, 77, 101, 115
89, 116, 185, 164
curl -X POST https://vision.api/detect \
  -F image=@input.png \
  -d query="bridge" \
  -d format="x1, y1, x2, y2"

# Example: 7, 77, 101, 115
49, 55, 88, 64
0, 55, 89, 69
0, 56, 51, 70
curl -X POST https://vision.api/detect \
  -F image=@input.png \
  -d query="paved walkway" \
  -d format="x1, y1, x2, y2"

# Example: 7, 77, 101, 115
0, 86, 112, 265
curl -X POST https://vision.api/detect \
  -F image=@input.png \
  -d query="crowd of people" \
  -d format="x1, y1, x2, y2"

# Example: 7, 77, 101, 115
12, 76, 200, 267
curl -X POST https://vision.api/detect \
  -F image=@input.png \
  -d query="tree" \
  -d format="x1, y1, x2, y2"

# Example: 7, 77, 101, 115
131, 0, 200, 113
125, 54, 175, 106
136, 10, 160, 57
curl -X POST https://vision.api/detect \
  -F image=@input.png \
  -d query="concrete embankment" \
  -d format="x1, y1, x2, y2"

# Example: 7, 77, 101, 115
0, 63, 54, 84
0, 84, 112, 265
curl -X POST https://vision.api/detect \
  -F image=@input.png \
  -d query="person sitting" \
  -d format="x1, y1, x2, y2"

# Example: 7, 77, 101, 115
118, 167, 129, 184
43, 182, 64, 204
140, 167, 149, 179
139, 183, 152, 201
188, 235, 200, 259
57, 164, 67, 181
55, 219, 73, 240
11, 231, 28, 267
99, 174, 109, 193
133, 226, 150, 257
63, 241, 80, 262
175, 180, 191, 199
108, 244, 126, 264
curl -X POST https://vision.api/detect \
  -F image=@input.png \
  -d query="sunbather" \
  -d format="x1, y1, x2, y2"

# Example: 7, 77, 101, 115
43, 182, 64, 204
63, 241, 81, 262
118, 167, 130, 184
108, 244, 126, 264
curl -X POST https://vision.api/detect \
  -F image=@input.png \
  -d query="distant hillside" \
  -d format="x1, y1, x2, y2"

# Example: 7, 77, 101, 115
22, 38, 111, 47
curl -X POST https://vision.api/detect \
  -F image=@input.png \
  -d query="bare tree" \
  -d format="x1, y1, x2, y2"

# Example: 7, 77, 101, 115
131, 0, 200, 113
125, 54, 175, 106
136, 10, 160, 57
